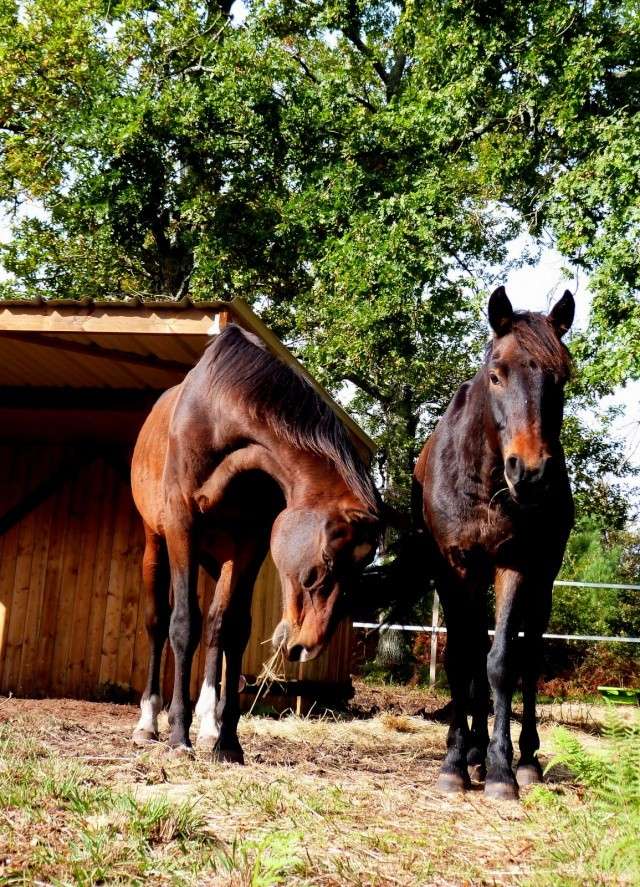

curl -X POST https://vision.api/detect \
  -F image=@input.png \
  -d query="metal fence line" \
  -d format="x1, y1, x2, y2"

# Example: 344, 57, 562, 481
356, 577, 640, 683
553, 580, 640, 591
353, 622, 640, 644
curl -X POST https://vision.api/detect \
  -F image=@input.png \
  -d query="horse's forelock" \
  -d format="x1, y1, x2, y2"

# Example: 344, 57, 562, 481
485, 311, 572, 380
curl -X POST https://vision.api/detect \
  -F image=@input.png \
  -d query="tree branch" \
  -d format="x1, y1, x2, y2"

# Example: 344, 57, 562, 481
386, 52, 406, 100
285, 46, 377, 111
342, 0, 389, 88
345, 372, 391, 405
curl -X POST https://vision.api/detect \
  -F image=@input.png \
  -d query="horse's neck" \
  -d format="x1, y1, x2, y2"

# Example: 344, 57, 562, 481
193, 439, 353, 514
272, 446, 354, 509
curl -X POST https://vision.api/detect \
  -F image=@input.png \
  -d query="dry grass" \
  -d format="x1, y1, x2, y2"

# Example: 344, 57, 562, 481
380, 713, 421, 733
0, 690, 635, 886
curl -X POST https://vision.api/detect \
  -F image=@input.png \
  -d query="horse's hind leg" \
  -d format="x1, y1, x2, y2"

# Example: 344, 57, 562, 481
436, 582, 473, 793
133, 526, 170, 745
517, 580, 552, 787
467, 600, 490, 783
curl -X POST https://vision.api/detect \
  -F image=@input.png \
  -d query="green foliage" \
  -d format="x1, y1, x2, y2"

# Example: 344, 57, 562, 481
526, 718, 640, 886
552, 514, 640, 641
0, 0, 638, 506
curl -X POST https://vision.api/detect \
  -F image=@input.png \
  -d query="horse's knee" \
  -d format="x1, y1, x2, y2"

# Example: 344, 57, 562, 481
487, 649, 511, 693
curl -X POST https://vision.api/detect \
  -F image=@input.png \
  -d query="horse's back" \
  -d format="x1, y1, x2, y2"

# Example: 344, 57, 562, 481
131, 386, 181, 534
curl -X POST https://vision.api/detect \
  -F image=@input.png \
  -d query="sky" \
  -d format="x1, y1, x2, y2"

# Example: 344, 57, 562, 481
502, 237, 640, 475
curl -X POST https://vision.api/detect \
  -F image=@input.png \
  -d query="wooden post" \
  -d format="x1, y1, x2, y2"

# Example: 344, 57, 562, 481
429, 592, 440, 687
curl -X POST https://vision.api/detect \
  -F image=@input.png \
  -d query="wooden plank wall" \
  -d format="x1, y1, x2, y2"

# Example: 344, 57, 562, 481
0, 444, 353, 701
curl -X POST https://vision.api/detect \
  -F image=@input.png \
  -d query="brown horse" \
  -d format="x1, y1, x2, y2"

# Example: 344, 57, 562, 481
414, 287, 574, 799
131, 324, 380, 761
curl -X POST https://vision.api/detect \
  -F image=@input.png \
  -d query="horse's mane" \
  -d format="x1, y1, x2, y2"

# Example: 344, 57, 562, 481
485, 311, 572, 380
204, 324, 380, 515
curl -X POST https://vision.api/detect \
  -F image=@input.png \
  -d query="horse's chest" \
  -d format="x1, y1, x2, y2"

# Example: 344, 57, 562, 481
441, 509, 515, 579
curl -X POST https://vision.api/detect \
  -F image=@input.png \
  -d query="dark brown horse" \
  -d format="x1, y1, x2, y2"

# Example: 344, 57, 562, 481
414, 287, 574, 799
131, 324, 380, 761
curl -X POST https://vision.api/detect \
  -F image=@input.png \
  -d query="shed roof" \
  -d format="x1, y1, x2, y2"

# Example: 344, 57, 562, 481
0, 297, 374, 454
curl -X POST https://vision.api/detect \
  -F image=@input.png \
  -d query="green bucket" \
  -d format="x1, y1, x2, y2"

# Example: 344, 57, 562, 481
597, 686, 640, 705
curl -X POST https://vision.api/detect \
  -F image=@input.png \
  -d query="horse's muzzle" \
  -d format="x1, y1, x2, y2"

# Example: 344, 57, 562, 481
271, 620, 323, 662
505, 454, 552, 504
271, 620, 290, 652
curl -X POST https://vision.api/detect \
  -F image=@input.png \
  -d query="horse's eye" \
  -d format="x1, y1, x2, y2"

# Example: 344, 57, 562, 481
489, 373, 501, 386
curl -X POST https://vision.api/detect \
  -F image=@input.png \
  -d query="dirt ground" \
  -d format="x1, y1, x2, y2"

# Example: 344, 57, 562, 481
0, 682, 635, 886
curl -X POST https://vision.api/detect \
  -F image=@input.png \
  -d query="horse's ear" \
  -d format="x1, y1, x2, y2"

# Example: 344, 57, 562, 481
548, 290, 575, 338
488, 286, 513, 337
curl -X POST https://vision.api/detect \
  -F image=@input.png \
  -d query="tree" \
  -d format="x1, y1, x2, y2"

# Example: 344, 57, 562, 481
1, 0, 638, 506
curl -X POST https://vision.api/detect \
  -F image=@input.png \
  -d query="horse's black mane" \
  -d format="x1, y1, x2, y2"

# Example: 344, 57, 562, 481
205, 324, 380, 515
484, 311, 572, 380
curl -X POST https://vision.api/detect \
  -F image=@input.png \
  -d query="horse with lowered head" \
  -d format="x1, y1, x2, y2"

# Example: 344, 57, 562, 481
414, 287, 575, 799
131, 323, 380, 762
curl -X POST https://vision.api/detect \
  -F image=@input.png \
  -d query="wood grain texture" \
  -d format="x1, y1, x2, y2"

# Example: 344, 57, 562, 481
0, 445, 353, 704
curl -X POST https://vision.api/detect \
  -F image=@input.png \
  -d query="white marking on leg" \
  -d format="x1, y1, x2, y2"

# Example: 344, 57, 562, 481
135, 693, 162, 735
195, 679, 221, 742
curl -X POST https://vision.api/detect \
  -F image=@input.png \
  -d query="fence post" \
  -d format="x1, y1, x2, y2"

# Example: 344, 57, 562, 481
429, 592, 440, 687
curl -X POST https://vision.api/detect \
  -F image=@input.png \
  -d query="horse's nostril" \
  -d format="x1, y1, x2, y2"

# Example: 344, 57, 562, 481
505, 455, 524, 484
287, 644, 303, 662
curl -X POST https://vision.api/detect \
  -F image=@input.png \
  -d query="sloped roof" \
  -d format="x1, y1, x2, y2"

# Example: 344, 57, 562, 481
0, 296, 375, 454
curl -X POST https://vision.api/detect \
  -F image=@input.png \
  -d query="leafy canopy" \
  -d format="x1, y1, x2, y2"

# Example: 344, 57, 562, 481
1, 0, 638, 508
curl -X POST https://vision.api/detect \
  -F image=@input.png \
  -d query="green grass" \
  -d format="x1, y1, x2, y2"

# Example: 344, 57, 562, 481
0, 698, 638, 886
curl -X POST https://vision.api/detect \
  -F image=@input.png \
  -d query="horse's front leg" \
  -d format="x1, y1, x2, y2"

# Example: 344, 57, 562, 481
213, 575, 254, 764
196, 543, 264, 762
485, 568, 523, 800
194, 555, 229, 753
165, 521, 202, 752
467, 597, 490, 783
517, 579, 552, 787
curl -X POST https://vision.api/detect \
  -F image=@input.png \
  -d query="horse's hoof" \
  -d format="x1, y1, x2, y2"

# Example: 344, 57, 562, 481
212, 747, 245, 765
484, 779, 519, 801
167, 742, 194, 758
516, 764, 543, 787
436, 771, 469, 793
468, 763, 486, 783
132, 729, 159, 747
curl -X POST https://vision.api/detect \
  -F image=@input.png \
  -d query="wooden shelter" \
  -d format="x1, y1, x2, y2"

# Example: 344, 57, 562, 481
0, 297, 374, 707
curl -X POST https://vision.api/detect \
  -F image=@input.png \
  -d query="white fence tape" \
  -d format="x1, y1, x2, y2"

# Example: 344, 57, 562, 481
352, 623, 640, 644
553, 580, 640, 591
354, 579, 640, 647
